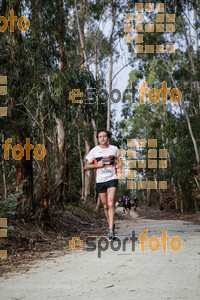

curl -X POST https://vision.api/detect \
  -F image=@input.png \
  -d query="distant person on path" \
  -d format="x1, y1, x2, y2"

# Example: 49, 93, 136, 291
84, 130, 119, 240
118, 197, 122, 206
122, 196, 127, 214
133, 196, 139, 212
127, 196, 131, 214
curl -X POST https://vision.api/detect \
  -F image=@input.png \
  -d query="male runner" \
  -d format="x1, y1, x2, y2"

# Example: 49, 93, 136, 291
84, 130, 118, 240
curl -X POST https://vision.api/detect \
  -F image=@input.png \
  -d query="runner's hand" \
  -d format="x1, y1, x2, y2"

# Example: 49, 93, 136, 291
97, 160, 104, 168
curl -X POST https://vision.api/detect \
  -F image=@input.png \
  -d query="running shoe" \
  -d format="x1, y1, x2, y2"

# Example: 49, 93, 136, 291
108, 228, 115, 240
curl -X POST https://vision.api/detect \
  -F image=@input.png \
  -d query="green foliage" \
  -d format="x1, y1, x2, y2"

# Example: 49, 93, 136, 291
0, 191, 23, 216
116, 0, 200, 212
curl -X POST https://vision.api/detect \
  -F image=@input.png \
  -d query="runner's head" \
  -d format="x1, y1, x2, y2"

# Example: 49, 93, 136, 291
97, 130, 111, 146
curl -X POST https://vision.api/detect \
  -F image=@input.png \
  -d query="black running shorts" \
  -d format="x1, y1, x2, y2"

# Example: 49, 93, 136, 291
96, 179, 118, 193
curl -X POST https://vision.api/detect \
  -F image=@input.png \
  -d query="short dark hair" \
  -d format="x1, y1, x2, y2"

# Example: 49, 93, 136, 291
96, 130, 111, 139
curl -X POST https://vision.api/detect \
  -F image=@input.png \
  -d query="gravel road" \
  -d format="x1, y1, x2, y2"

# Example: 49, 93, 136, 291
0, 208, 200, 300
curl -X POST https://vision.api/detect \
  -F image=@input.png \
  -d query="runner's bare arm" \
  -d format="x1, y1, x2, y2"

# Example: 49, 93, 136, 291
84, 159, 104, 170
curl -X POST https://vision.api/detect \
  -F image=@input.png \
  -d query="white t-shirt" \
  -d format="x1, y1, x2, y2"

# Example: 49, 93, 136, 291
86, 145, 118, 183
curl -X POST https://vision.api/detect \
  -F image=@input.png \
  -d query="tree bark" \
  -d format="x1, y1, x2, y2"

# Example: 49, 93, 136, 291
75, 0, 87, 67
78, 132, 85, 201
37, 92, 49, 221
55, 0, 69, 206
155, 173, 163, 210
7, 0, 34, 219
172, 178, 178, 211
16, 152, 33, 218
75, 0, 98, 207
1, 132, 8, 200
57, 0, 66, 71
181, 14, 200, 112
178, 182, 184, 214
146, 178, 151, 206
107, 0, 116, 131
193, 175, 199, 213
83, 130, 93, 206
79, 0, 85, 69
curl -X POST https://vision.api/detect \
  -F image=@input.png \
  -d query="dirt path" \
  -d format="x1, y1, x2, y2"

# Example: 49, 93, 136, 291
0, 208, 200, 300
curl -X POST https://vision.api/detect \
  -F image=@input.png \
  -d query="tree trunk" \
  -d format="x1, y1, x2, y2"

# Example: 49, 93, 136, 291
74, 0, 87, 67
107, 0, 116, 131
91, 118, 98, 146
181, 15, 200, 112
172, 178, 178, 211
54, 117, 65, 206
95, 196, 102, 211
37, 92, 49, 221
5, 1, 34, 218
194, 9, 198, 55
78, 132, 85, 201
154, 173, 163, 210
16, 136, 33, 218
91, 118, 102, 211
1, 132, 7, 200
178, 182, 184, 214
181, 101, 199, 163
142, 190, 146, 203
146, 178, 151, 206
57, 0, 66, 71
157, 184, 164, 210
79, 0, 85, 69
193, 175, 199, 213
146, 189, 151, 206
55, 0, 69, 205
75, 0, 98, 207
83, 132, 93, 206
107, 49, 113, 131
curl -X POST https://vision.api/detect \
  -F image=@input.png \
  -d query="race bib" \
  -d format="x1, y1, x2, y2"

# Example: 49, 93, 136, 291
99, 167, 114, 178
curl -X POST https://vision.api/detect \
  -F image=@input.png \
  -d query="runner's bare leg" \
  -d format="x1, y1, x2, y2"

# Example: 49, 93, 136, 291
99, 193, 109, 225
107, 187, 117, 229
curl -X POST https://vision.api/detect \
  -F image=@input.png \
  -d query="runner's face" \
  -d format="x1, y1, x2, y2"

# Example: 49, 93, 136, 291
98, 132, 109, 146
